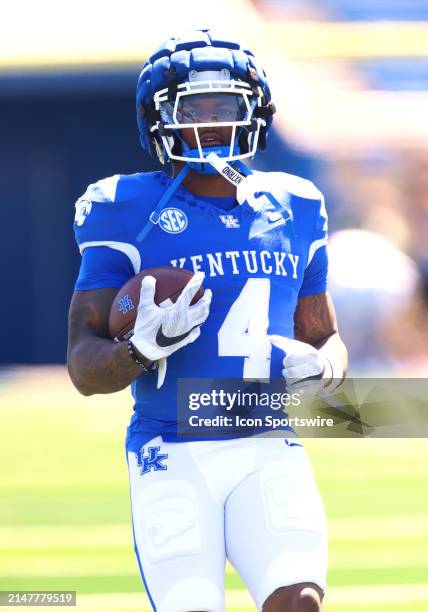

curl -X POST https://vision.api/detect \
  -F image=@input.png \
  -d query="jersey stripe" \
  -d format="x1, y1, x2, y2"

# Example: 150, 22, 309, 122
306, 237, 327, 268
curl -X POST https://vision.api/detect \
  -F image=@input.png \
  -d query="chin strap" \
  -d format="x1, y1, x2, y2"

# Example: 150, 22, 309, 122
184, 144, 241, 175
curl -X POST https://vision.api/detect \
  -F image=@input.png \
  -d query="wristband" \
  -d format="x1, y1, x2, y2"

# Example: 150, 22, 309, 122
127, 340, 157, 373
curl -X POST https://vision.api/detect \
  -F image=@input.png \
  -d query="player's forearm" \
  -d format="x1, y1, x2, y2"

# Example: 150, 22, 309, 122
294, 292, 348, 386
67, 337, 151, 396
315, 332, 348, 385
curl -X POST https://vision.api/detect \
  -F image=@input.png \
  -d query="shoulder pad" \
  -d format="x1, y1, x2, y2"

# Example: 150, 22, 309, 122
73, 172, 166, 248
73, 176, 119, 229
74, 175, 120, 229
83, 175, 121, 203
78, 172, 166, 208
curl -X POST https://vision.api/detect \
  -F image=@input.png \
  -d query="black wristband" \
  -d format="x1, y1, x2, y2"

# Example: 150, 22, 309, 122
127, 340, 157, 373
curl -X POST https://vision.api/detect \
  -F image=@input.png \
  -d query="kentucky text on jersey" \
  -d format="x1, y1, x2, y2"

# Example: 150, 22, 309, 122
73, 170, 328, 451
170, 250, 299, 278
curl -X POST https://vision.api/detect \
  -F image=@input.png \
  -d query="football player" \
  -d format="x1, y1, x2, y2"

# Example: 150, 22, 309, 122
68, 29, 348, 612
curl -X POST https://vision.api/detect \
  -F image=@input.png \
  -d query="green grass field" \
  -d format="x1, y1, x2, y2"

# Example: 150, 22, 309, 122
1, 367, 427, 611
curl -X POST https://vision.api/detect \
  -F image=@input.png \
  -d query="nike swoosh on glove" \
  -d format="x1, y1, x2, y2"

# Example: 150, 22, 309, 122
270, 335, 331, 396
131, 271, 212, 361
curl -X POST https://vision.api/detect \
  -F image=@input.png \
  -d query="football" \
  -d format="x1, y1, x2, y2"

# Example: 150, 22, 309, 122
108, 267, 204, 341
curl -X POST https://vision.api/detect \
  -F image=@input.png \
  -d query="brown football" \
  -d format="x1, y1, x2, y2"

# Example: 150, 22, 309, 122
108, 267, 204, 341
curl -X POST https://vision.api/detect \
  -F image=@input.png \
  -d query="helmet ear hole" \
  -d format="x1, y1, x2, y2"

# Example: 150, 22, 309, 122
258, 128, 267, 151
238, 129, 250, 155
171, 136, 182, 156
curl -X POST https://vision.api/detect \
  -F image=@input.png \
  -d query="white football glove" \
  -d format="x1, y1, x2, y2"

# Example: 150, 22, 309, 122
270, 335, 332, 396
131, 272, 212, 361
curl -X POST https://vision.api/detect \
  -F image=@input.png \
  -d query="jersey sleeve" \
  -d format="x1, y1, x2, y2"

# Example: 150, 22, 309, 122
74, 246, 135, 290
72, 175, 141, 291
298, 195, 328, 298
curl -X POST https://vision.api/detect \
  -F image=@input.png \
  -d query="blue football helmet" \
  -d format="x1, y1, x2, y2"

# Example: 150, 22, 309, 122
136, 29, 275, 173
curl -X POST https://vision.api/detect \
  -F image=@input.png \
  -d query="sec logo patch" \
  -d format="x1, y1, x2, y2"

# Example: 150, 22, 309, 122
159, 208, 188, 234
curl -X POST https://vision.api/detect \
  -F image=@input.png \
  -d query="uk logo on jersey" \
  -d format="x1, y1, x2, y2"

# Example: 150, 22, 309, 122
136, 446, 168, 475
219, 214, 240, 228
159, 208, 188, 234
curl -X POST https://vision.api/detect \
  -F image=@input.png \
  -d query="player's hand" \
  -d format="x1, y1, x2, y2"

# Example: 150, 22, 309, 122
270, 335, 331, 396
131, 272, 212, 361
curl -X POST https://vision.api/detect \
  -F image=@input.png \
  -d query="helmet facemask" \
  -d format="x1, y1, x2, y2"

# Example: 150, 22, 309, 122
149, 70, 267, 172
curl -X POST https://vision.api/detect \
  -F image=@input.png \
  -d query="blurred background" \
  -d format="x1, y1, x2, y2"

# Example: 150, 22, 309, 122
1, 1, 428, 611
2, 0, 428, 372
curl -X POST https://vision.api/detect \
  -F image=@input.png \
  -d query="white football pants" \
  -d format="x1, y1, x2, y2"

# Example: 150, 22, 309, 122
127, 436, 327, 612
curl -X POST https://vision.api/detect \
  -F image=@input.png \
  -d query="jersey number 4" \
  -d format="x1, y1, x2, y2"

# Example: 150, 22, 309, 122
218, 278, 271, 378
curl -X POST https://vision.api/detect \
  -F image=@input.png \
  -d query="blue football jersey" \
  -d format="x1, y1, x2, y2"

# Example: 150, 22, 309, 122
73, 170, 328, 450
